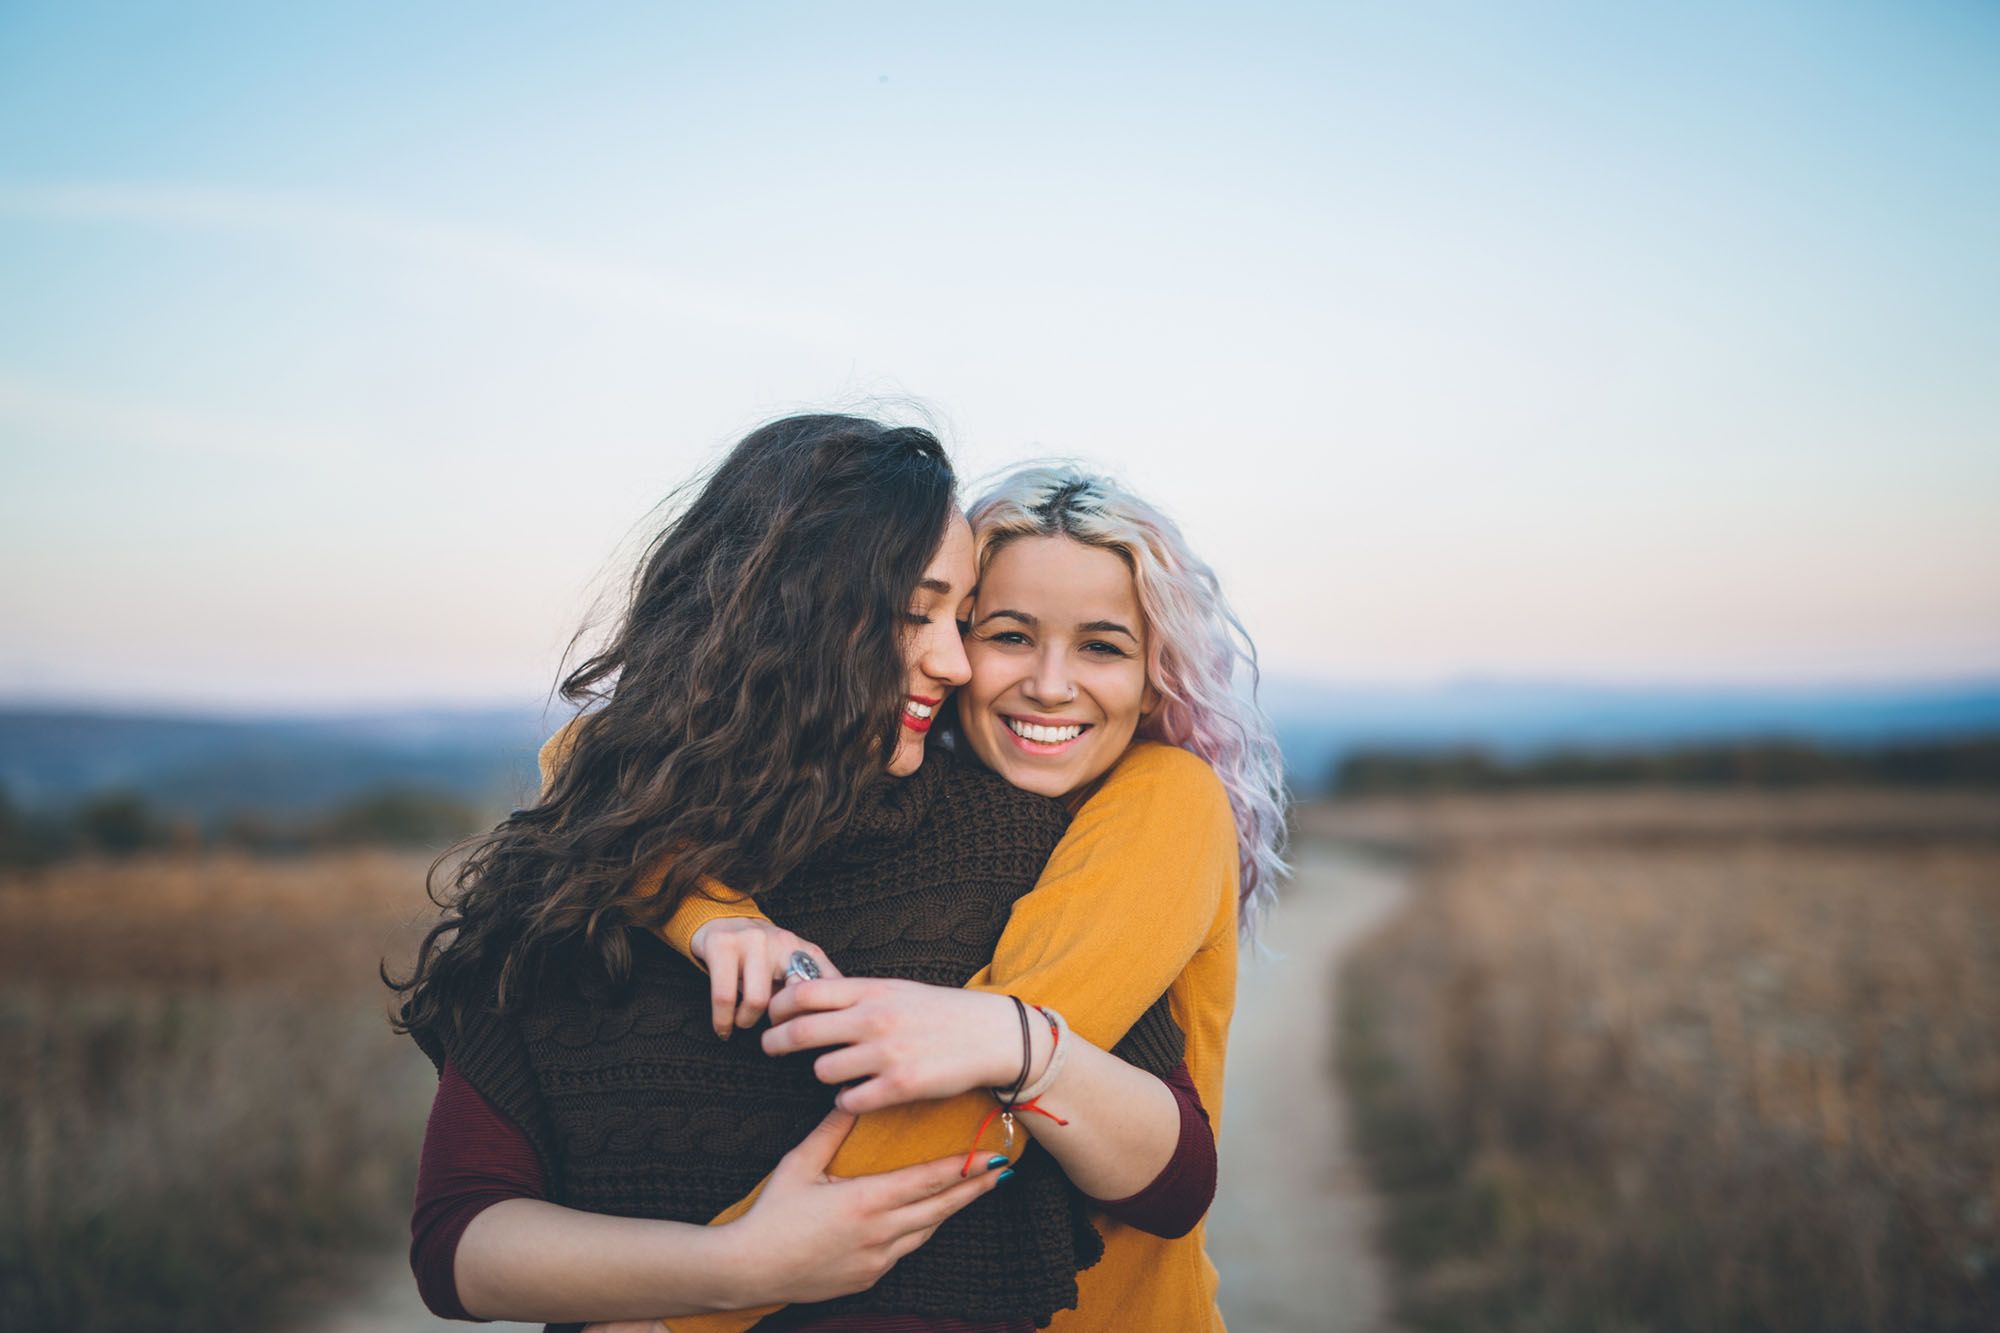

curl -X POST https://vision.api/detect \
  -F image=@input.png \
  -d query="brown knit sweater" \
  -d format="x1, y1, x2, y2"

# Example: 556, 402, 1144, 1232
409, 748, 1186, 1328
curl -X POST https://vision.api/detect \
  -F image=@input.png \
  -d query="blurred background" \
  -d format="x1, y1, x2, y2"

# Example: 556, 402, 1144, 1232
2, 2, 1995, 1330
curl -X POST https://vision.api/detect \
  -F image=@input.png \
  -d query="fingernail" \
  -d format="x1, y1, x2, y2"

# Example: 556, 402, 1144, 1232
986, 1155, 1008, 1170
998, 1169, 1015, 1183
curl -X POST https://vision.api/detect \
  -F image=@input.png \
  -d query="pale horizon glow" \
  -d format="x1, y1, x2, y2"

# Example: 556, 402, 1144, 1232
3, 2, 1996, 711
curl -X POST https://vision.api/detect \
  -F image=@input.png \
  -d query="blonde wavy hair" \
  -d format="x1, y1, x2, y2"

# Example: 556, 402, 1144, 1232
967, 464, 1289, 936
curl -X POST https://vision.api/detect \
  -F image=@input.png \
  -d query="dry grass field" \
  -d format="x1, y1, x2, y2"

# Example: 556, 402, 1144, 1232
11, 790, 1998, 1331
1319, 788, 2000, 1333
0, 849, 446, 1332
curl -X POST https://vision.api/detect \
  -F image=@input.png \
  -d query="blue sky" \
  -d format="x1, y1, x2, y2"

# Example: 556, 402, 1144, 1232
2, 1, 1995, 708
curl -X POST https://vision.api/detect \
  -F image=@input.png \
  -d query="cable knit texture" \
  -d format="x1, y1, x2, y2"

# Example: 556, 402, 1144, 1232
409, 748, 1185, 1329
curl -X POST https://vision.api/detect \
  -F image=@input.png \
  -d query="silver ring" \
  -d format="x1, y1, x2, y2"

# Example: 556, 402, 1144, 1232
784, 950, 822, 984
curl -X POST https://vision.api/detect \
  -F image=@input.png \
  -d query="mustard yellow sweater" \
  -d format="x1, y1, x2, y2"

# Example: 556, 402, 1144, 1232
535, 729, 1240, 1333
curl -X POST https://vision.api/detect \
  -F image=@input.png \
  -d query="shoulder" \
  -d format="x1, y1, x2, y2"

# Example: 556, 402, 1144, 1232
1082, 744, 1240, 910
536, 715, 585, 790
1091, 742, 1231, 820
935, 747, 1072, 849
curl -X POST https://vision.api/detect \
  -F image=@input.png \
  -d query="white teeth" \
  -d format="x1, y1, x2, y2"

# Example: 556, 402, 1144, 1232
904, 700, 934, 719
1006, 718, 1083, 744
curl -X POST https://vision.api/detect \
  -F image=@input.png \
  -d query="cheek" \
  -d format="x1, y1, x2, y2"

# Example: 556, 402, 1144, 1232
962, 645, 1012, 710
1092, 662, 1152, 732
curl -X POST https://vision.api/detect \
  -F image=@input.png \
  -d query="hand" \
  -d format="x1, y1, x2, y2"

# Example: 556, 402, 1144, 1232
722, 1107, 1011, 1306
690, 918, 842, 1039
762, 979, 1042, 1114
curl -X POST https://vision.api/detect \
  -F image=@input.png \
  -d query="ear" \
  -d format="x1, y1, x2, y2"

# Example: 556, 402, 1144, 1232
1140, 679, 1162, 718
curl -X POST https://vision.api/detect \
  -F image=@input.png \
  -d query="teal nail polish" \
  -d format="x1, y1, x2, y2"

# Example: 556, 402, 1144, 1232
998, 1168, 1015, 1182
987, 1155, 1008, 1170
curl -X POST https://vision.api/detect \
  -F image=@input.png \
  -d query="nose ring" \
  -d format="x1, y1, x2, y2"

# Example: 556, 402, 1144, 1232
1064, 685, 1077, 702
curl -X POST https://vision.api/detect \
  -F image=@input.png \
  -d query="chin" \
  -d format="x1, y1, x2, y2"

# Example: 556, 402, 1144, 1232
998, 763, 1070, 797
888, 740, 927, 777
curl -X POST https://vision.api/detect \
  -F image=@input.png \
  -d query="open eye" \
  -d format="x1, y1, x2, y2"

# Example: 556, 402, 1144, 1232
1081, 640, 1131, 658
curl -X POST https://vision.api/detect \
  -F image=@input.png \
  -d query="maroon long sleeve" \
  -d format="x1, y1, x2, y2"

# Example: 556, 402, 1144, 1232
411, 1056, 1216, 1325
411, 1061, 549, 1321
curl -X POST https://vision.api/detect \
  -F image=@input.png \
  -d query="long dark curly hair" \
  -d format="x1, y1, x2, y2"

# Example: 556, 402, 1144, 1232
387, 413, 955, 1043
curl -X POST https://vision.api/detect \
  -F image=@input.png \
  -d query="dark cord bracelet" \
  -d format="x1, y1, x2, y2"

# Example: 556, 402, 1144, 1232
1000, 993, 1033, 1108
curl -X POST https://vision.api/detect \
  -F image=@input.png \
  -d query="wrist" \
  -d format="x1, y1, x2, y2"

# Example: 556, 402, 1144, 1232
694, 1219, 767, 1313
1008, 1005, 1068, 1107
1025, 1005, 1055, 1091
984, 994, 1056, 1097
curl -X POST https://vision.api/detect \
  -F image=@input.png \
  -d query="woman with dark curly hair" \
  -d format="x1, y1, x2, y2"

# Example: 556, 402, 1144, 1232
389, 415, 1196, 1330
591, 462, 1285, 1333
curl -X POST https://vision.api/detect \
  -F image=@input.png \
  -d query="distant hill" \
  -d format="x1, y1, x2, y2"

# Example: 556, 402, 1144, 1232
1259, 676, 2000, 791
0, 704, 557, 823
5, 676, 2000, 821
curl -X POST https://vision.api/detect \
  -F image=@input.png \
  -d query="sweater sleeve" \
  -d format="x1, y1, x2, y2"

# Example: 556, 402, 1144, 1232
658, 744, 1240, 1333
411, 1060, 550, 1322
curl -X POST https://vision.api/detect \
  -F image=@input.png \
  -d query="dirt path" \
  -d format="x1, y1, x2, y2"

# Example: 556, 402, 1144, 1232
301, 840, 1408, 1333
1207, 841, 1408, 1333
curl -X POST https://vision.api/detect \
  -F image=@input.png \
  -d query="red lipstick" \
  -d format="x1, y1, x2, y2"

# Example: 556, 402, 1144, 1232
901, 695, 943, 733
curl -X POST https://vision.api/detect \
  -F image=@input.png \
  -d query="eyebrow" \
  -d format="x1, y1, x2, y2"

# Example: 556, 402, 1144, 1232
917, 578, 955, 595
979, 609, 1138, 640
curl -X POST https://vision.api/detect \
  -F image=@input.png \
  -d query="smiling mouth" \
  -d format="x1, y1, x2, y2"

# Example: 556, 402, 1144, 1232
901, 696, 941, 733
1002, 714, 1092, 752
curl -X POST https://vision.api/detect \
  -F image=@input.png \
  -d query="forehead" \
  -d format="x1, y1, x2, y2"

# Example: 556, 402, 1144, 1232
981, 535, 1140, 623
920, 512, 977, 589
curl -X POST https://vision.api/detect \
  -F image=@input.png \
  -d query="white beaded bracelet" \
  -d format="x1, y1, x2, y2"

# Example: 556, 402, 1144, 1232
1009, 1004, 1070, 1104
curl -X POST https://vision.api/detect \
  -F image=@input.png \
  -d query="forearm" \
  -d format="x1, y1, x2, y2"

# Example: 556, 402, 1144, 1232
1013, 1029, 1181, 1200
454, 1197, 749, 1323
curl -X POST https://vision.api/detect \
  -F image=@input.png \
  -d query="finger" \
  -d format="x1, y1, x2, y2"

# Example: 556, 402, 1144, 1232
883, 1223, 939, 1265
862, 1152, 992, 1208
833, 1074, 907, 1115
766, 977, 864, 1025
708, 938, 743, 1039
798, 942, 844, 981
762, 1009, 871, 1057
887, 1166, 1006, 1237
765, 932, 817, 980
736, 932, 773, 1029
773, 1107, 858, 1181
812, 1045, 883, 1089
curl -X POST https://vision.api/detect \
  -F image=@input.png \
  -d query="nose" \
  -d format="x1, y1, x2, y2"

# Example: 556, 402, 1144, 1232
921, 620, 971, 689
1020, 645, 1073, 707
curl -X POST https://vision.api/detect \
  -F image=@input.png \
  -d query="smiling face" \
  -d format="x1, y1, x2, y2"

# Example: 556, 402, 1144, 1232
888, 511, 977, 777
959, 534, 1158, 797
